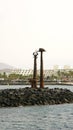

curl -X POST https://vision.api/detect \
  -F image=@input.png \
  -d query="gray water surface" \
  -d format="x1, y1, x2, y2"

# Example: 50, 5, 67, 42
0, 84, 73, 91
0, 104, 73, 130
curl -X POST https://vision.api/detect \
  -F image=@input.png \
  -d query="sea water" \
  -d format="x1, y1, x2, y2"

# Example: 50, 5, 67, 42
0, 85, 73, 130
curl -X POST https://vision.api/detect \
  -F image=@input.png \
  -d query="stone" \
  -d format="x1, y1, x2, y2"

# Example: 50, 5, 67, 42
0, 87, 73, 107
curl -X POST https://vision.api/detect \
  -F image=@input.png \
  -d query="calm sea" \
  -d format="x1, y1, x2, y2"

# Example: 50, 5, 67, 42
0, 85, 73, 130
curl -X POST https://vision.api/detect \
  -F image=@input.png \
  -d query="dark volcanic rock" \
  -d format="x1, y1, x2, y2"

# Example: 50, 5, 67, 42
0, 87, 73, 107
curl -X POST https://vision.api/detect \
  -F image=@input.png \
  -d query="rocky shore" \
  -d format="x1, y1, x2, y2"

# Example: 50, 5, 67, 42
0, 87, 73, 107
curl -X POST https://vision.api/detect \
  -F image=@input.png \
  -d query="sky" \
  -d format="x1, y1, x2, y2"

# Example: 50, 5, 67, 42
0, 0, 73, 69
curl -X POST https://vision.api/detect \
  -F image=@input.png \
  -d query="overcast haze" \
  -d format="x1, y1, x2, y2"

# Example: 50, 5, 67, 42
0, 0, 73, 69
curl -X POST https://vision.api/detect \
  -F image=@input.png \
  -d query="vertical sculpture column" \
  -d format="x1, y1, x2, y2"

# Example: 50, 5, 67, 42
39, 48, 45, 88
33, 51, 38, 88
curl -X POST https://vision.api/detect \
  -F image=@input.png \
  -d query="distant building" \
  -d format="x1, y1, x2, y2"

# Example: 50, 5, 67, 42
12, 69, 33, 76
63, 65, 71, 70
0, 78, 4, 81
53, 65, 59, 70
1, 68, 73, 79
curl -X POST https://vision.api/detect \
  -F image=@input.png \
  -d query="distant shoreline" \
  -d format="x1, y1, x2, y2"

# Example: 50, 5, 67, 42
0, 80, 73, 86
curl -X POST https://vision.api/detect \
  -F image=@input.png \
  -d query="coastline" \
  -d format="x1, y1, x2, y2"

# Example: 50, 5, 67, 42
0, 80, 73, 86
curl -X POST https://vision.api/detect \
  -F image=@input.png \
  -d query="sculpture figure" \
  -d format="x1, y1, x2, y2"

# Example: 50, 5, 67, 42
39, 48, 45, 88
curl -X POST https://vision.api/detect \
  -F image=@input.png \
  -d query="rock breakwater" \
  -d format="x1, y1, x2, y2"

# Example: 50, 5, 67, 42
0, 87, 73, 107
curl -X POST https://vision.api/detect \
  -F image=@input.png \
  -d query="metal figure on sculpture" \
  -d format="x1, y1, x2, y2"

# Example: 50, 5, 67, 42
32, 50, 38, 88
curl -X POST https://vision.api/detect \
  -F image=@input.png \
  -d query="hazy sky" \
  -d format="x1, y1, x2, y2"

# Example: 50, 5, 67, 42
0, 0, 73, 69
